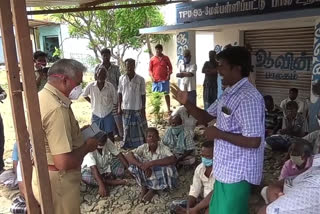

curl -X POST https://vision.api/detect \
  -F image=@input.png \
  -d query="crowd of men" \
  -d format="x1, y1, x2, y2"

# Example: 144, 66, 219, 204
0, 44, 319, 214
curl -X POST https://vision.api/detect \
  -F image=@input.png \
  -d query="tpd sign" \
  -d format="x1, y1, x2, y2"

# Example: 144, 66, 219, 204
176, 0, 320, 23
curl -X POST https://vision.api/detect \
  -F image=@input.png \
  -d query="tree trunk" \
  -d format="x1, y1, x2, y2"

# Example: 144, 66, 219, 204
146, 34, 153, 59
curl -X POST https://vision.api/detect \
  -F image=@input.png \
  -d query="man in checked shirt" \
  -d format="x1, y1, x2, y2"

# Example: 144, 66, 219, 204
171, 46, 265, 214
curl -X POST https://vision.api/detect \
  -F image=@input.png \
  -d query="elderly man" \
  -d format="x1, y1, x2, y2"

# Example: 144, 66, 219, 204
172, 46, 265, 214
32, 59, 99, 214
177, 49, 197, 105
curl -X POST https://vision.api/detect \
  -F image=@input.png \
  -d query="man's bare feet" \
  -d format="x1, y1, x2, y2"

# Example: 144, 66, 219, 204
142, 189, 156, 202
139, 186, 148, 200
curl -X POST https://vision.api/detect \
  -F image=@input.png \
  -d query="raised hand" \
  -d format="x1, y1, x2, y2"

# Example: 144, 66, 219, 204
170, 84, 188, 105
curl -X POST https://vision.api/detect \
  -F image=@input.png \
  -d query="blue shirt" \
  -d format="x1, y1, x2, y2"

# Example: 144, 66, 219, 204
207, 78, 265, 185
12, 142, 19, 161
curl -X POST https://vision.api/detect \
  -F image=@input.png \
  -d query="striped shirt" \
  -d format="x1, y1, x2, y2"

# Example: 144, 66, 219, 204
207, 78, 265, 185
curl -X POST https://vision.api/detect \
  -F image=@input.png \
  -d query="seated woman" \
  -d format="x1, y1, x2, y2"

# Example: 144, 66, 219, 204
261, 139, 313, 204
125, 127, 178, 202
162, 115, 196, 166
266, 101, 305, 151
81, 138, 129, 197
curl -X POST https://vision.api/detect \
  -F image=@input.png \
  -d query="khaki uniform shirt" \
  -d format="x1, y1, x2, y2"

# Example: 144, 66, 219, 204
33, 83, 84, 214
38, 83, 84, 165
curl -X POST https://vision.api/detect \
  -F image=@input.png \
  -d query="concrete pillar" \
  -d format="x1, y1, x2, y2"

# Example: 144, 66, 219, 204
309, 19, 320, 132
176, 31, 196, 66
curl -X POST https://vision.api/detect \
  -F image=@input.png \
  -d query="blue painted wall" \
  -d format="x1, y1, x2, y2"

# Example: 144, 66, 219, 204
310, 22, 320, 132
38, 25, 61, 51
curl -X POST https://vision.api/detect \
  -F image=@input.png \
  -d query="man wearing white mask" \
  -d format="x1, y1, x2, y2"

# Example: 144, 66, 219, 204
171, 141, 215, 214
32, 59, 99, 214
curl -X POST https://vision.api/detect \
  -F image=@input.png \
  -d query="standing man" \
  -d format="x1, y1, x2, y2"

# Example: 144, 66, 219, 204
202, 50, 218, 110
149, 44, 173, 113
280, 88, 305, 116
177, 49, 197, 105
95, 48, 123, 139
0, 85, 7, 174
32, 59, 99, 214
118, 58, 147, 149
33, 51, 48, 91
171, 46, 265, 214
83, 66, 117, 142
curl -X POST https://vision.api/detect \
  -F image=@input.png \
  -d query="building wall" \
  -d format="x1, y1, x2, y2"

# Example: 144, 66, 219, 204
214, 29, 241, 49
38, 25, 61, 51
0, 30, 35, 65
310, 18, 320, 132
196, 31, 214, 85
60, 24, 97, 72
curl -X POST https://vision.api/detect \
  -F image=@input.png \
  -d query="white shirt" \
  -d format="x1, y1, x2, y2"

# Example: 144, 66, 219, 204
118, 74, 146, 110
303, 130, 320, 154
133, 143, 173, 162
280, 98, 305, 116
189, 163, 215, 198
82, 81, 117, 118
172, 106, 197, 137
178, 63, 197, 92
82, 139, 120, 174
266, 154, 320, 214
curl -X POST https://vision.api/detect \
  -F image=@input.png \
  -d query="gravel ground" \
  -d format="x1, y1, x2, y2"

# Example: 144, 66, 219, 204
0, 121, 287, 214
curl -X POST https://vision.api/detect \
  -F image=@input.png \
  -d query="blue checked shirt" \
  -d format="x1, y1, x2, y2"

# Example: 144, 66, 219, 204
207, 78, 265, 185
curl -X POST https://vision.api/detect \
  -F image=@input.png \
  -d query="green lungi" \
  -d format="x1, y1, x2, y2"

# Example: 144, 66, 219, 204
209, 180, 251, 214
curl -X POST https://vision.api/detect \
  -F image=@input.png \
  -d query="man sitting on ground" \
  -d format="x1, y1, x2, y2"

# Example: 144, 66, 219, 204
125, 127, 178, 202
266, 101, 305, 151
303, 110, 320, 154
264, 95, 283, 137
81, 138, 128, 197
0, 142, 18, 189
258, 154, 320, 214
162, 115, 196, 166
10, 142, 32, 214
171, 141, 215, 214
171, 106, 197, 138
261, 139, 313, 204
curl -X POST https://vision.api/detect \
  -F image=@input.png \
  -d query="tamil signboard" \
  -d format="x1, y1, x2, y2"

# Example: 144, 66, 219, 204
176, 0, 320, 23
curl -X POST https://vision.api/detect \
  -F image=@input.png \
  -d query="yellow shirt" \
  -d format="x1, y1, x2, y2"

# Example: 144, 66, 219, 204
38, 83, 84, 165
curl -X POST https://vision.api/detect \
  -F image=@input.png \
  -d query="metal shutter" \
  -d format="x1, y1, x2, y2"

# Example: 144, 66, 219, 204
244, 27, 314, 105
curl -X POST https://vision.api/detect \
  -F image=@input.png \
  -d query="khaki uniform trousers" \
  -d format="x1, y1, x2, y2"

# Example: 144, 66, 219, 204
32, 167, 81, 214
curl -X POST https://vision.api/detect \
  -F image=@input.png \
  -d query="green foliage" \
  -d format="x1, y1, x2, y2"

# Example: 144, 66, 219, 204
81, 81, 88, 89
49, 5, 170, 65
53, 47, 62, 57
146, 82, 164, 124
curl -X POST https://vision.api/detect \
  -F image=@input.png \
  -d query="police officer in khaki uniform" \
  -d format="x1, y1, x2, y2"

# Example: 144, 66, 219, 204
32, 59, 98, 214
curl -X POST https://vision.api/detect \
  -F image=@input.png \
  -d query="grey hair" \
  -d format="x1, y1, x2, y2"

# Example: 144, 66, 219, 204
48, 59, 86, 79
